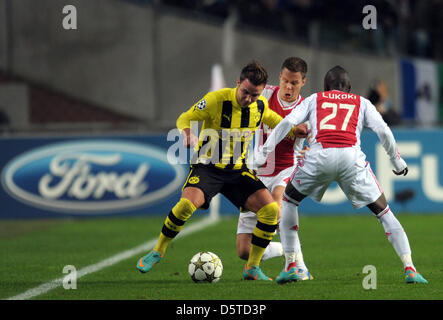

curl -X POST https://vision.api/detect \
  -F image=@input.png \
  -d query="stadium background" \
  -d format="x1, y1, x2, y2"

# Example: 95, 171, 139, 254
0, 0, 442, 301
0, 0, 441, 217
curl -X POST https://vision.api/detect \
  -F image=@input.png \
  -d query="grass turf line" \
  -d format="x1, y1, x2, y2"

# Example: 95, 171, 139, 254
1, 214, 442, 300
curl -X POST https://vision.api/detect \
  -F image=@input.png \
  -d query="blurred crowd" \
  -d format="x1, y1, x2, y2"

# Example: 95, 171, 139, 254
128, 0, 443, 61
367, 79, 401, 126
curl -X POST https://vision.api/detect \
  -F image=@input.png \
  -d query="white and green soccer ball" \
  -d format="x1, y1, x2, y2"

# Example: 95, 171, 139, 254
188, 251, 223, 283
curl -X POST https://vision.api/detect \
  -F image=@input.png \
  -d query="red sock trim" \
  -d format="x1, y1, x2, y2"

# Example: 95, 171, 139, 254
405, 266, 416, 273
286, 262, 297, 271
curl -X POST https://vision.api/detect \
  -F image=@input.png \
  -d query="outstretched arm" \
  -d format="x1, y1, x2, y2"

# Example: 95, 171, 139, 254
364, 99, 408, 176
256, 97, 312, 167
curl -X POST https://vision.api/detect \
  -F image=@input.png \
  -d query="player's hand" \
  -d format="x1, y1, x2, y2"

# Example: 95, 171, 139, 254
296, 145, 310, 160
393, 167, 408, 176
182, 128, 198, 148
391, 157, 408, 176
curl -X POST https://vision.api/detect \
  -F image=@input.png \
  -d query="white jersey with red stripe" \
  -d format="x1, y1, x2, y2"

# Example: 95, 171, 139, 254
255, 85, 305, 177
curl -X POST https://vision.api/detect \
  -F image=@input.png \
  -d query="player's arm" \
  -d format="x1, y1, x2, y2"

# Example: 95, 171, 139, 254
262, 104, 308, 139
363, 98, 408, 176
263, 101, 305, 139
176, 94, 213, 148
262, 105, 283, 129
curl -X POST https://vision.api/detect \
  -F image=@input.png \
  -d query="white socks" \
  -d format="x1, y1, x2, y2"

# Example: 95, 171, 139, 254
377, 206, 415, 270
280, 200, 308, 270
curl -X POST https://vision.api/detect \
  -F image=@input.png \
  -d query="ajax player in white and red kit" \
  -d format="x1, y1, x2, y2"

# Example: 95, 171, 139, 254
256, 66, 428, 284
236, 57, 313, 280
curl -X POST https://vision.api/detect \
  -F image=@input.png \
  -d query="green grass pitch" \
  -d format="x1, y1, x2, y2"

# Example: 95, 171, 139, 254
1, 214, 442, 300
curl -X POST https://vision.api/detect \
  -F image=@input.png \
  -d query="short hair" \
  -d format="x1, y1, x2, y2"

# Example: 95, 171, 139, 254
324, 65, 351, 92
281, 57, 308, 78
239, 60, 268, 86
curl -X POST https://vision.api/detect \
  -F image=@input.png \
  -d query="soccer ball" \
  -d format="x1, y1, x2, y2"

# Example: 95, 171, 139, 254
188, 251, 223, 283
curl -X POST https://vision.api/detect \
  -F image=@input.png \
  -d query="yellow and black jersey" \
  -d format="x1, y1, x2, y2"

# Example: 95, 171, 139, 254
177, 87, 283, 170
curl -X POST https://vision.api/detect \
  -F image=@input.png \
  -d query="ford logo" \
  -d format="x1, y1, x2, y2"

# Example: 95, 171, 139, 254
1, 140, 186, 214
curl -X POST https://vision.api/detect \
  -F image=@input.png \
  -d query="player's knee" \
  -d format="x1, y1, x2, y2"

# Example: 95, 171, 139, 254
172, 197, 197, 221
284, 182, 305, 204
367, 194, 388, 215
256, 202, 279, 226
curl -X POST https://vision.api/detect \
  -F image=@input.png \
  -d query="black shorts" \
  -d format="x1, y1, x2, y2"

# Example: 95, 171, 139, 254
182, 164, 267, 211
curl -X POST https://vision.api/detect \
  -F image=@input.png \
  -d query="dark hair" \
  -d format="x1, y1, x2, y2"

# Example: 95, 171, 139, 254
239, 60, 268, 86
281, 57, 308, 78
324, 65, 351, 92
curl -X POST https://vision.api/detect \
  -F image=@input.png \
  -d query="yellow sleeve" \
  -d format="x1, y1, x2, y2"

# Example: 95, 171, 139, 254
176, 92, 216, 133
262, 102, 283, 129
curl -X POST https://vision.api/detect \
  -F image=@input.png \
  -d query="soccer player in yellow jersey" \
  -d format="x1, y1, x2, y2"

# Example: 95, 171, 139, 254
137, 61, 307, 280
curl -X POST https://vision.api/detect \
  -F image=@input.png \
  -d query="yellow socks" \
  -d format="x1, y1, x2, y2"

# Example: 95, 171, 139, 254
153, 198, 196, 255
153, 198, 278, 269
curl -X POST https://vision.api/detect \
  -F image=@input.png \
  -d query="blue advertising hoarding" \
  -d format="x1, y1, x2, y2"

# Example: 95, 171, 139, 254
299, 129, 443, 215
0, 134, 187, 218
0, 130, 442, 218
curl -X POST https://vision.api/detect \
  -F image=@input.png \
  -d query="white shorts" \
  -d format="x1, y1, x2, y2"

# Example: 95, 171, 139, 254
288, 145, 382, 209
237, 166, 294, 234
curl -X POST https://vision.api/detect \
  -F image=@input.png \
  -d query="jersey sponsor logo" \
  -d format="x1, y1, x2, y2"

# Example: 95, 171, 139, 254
1, 140, 185, 214
222, 114, 231, 123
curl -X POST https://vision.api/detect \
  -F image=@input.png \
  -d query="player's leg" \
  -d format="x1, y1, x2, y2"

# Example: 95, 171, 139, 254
236, 219, 282, 261
136, 187, 204, 273
137, 165, 218, 274
236, 232, 252, 260
264, 185, 285, 260
277, 153, 330, 284
236, 176, 286, 261
345, 156, 427, 284
153, 187, 204, 255
236, 211, 259, 260
276, 181, 309, 283
367, 194, 428, 284
261, 168, 297, 261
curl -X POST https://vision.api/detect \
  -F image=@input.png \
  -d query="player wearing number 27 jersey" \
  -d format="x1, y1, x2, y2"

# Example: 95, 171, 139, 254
259, 88, 402, 207
256, 66, 428, 284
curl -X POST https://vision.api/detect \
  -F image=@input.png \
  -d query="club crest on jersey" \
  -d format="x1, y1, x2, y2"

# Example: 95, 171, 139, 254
195, 99, 206, 111
188, 176, 200, 184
